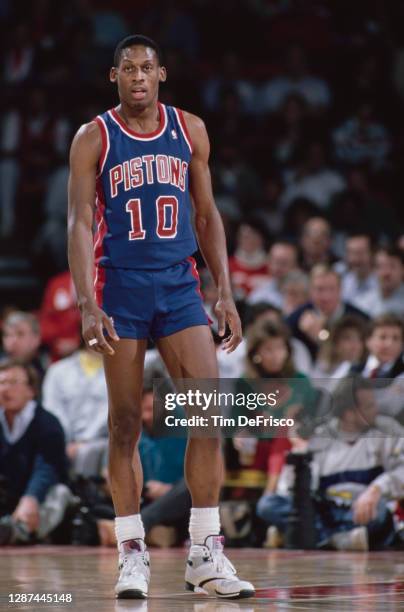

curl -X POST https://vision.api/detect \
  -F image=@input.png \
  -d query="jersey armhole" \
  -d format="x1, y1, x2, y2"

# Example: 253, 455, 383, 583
93, 116, 110, 177
174, 108, 193, 155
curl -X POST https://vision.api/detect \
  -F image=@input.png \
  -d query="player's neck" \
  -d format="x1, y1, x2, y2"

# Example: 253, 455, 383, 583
115, 100, 160, 134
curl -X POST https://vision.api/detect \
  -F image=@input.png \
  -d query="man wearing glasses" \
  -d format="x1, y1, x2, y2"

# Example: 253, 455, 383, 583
0, 360, 70, 544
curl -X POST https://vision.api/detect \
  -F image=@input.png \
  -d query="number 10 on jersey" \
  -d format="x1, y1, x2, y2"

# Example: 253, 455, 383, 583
126, 196, 178, 240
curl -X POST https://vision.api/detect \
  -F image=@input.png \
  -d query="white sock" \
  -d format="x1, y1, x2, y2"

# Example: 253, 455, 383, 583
189, 507, 221, 545
114, 514, 145, 547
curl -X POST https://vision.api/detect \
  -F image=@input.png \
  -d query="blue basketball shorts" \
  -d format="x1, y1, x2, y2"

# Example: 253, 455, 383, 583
94, 257, 209, 340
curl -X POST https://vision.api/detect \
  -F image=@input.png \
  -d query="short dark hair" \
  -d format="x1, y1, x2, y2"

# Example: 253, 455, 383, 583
375, 245, 404, 265
245, 302, 282, 327
0, 358, 40, 396
113, 35, 163, 67
368, 313, 404, 338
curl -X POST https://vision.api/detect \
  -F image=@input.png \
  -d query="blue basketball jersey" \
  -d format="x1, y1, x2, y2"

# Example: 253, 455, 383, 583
93, 103, 197, 270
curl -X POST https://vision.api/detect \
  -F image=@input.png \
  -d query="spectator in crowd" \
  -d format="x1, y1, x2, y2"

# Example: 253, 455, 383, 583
38, 270, 81, 362
311, 315, 368, 391
287, 265, 368, 359
333, 101, 392, 170
42, 344, 109, 478
299, 217, 337, 271
257, 377, 404, 551
352, 314, 404, 423
279, 269, 310, 316
366, 247, 404, 317
260, 45, 331, 114
251, 303, 313, 375
0, 359, 71, 545
228, 221, 268, 300
336, 234, 377, 314
280, 140, 346, 211
1, 311, 46, 382
248, 241, 298, 308
235, 319, 317, 518
352, 314, 404, 382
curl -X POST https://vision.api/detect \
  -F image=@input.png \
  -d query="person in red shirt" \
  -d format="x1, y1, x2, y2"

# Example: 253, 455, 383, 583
228, 220, 268, 300
39, 271, 81, 361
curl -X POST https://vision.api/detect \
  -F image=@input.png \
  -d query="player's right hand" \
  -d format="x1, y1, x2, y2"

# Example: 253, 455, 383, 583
81, 303, 120, 355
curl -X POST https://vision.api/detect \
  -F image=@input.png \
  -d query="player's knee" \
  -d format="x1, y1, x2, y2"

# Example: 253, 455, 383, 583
109, 409, 142, 447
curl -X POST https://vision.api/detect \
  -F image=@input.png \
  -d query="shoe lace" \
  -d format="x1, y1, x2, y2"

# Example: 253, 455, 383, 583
209, 548, 236, 577
121, 552, 149, 578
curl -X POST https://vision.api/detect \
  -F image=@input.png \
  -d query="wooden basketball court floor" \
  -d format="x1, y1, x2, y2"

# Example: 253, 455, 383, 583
1, 546, 404, 611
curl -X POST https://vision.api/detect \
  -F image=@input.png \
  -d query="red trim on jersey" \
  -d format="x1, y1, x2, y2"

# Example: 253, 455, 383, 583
187, 257, 213, 324
93, 179, 108, 306
93, 116, 109, 176
94, 265, 106, 308
110, 102, 166, 139
176, 108, 193, 153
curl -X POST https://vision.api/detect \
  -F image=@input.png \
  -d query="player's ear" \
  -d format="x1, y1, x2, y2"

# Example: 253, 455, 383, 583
159, 66, 167, 83
110, 67, 118, 83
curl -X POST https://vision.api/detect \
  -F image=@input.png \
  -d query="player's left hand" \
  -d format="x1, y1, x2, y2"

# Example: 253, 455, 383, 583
353, 484, 381, 525
215, 296, 242, 353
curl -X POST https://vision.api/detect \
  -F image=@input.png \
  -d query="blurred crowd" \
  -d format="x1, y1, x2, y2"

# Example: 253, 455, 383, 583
1, 0, 404, 551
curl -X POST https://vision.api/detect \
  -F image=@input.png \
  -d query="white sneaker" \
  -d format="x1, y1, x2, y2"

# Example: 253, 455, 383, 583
185, 535, 255, 599
115, 539, 150, 599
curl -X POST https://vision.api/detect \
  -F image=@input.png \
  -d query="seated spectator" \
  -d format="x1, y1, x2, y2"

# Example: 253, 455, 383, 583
287, 265, 368, 359
248, 241, 298, 309
228, 220, 268, 300
366, 247, 404, 317
42, 345, 109, 478
233, 319, 317, 522
333, 100, 391, 170
0, 359, 71, 545
257, 377, 404, 551
279, 270, 310, 316
311, 315, 368, 391
218, 303, 312, 379
352, 314, 404, 380
351, 314, 404, 421
299, 217, 338, 271
234, 319, 317, 438
280, 141, 345, 212
260, 45, 331, 114
38, 270, 81, 362
1, 311, 47, 382
336, 234, 377, 314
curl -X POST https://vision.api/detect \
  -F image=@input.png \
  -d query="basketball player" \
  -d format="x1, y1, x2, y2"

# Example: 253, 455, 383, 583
67, 35, 255, 599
